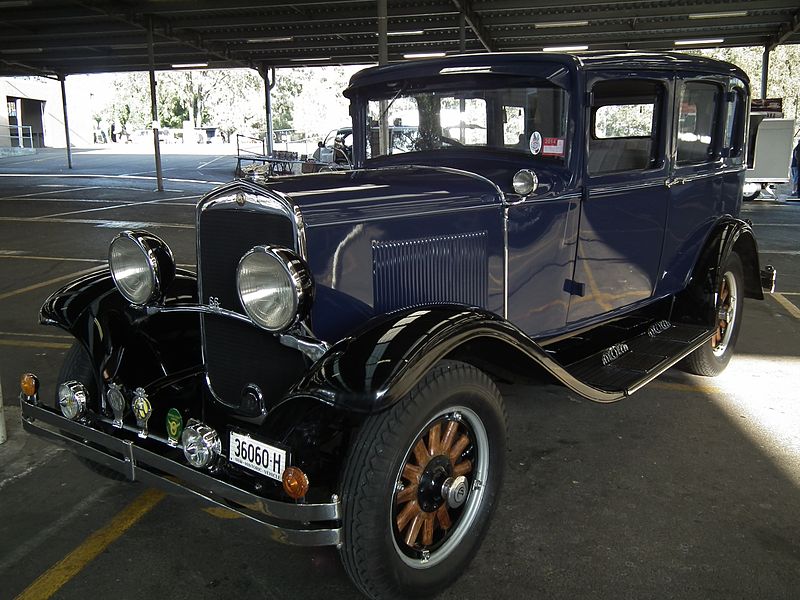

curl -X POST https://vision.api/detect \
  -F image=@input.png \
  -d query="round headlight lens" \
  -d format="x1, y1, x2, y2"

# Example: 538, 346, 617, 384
237, 246, 310, 332
512, 169, 538, 196
108, 230, 174, 305
58, 380, 88, 420
181, 420, 221, 468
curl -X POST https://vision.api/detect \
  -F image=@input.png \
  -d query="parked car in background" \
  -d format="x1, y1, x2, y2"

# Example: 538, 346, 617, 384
20, 51, 775, 600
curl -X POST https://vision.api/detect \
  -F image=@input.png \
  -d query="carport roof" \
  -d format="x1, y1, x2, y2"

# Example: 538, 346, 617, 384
0, 0, 798, 76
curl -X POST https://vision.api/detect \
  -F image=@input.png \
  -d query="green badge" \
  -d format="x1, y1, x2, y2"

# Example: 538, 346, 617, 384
165, 408, 183, 446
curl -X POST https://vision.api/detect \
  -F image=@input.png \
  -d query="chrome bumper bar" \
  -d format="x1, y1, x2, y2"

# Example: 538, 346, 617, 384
20, 395, 342, 547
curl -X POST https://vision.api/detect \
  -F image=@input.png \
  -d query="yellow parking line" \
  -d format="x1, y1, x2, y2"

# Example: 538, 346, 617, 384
771, 293, 800, 320
0, 266, 101, 301
0, 339, 72, 350
14, 489, 165, 600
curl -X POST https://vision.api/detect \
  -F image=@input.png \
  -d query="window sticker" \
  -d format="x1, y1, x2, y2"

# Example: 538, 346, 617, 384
529, 131, 542, 155
542, 137, 565, 157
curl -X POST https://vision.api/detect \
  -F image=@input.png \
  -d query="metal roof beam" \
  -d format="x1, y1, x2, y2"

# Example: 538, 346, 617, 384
767, 10, 800, 50
452, 0, 494, 52
473, 0, 797, 12
170, 3, 457, 30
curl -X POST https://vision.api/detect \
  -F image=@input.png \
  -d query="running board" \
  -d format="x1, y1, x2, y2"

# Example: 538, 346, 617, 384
564, 322, 714, 395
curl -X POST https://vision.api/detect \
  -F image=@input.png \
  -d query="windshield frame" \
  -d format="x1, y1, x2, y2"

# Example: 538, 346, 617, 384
347, 70, 579, 173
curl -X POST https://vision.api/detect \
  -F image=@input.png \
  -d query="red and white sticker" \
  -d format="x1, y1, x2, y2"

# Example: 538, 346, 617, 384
542, 137, 565, 157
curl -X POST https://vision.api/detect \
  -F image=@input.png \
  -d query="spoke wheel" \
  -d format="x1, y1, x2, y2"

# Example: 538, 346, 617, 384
680, 253, 744, 377
339, 361, 506, 600
391, 407, 488, 568
711, 270, 738, 357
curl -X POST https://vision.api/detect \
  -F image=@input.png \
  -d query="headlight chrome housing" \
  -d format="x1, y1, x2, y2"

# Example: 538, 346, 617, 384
236, 245, 313, 332
108, 230, 175, 305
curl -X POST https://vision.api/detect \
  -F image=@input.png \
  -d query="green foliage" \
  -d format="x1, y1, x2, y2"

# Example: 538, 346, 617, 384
101, 65, 362, 142
693, 46, 800, 126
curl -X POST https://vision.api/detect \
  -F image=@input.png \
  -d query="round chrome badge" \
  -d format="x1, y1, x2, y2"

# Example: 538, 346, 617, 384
235, 191, 246, 206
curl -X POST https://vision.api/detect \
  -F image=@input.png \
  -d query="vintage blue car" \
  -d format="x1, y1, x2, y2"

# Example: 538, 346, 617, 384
20, 51, 776, 599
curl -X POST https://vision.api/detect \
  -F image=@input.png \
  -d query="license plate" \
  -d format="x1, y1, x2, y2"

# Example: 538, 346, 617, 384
229, 431, 288, 481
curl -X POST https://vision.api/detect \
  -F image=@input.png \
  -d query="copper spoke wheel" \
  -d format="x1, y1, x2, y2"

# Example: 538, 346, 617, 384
712, 269, 738, 357
391, 407, 488, 568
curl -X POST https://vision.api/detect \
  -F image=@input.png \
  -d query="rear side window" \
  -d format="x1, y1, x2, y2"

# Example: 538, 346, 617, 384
588, 79, 663, 175
723, 87, 745, 158
677, 81, 721, 165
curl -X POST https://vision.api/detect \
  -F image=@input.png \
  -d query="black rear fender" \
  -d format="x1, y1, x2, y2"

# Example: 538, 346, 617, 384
673, 217, 764, 325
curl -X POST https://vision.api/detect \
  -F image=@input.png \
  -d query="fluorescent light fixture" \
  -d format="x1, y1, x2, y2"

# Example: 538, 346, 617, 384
171, 62, 208, 68
674, 38, 724, 46
688, 11, 747, 19
535, 20, 589, 29
289, 57, 330, 62
247, 36, 293, 43
0, 1, 32, 7
403, 52, 446, 59
387, 30, 424, 36
542, 45, 588, 52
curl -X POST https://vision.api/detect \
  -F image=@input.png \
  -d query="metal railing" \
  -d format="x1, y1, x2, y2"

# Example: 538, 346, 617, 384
0, 123, 34, 148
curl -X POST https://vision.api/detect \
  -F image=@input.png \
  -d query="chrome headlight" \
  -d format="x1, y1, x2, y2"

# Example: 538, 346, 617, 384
182, 420, 221, 468
58, 380, 88, 420
236, 246, 313, 332
109, 230, 175, 305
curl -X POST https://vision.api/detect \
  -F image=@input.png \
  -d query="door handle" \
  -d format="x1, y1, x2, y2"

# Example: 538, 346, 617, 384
665, 177, 686, 189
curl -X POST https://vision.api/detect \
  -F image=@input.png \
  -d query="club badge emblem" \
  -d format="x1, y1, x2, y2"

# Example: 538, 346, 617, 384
165, 408, 183, 446
131, 388, 152, 438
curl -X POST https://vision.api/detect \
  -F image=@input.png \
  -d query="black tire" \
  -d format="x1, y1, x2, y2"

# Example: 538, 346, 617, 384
680, 253, 744, 377
57, 342, 128, 482
340, 361, 507, 600
742, 191, 760, 202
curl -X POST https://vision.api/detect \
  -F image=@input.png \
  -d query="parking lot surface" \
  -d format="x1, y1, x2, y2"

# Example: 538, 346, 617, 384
1, 148, 799, 600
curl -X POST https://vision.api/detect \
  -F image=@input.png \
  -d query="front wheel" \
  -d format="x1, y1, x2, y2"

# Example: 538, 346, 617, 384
340, 361, 506, 600
680, 253, 744, 377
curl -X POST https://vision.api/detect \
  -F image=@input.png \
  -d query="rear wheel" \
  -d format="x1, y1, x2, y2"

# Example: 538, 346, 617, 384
680, 253, 744, 377
57, 342, 127, 481
340, 361, 506, 600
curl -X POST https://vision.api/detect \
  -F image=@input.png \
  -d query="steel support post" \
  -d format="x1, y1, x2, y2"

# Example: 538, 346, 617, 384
59, 75, 72, 169
761, 46, 770, 99
262, 65, 276, 156
147, 18, 164, 192
377, 0, 389, 155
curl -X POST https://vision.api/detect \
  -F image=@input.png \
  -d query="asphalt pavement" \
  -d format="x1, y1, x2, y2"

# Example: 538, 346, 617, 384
0, 147, 798, 600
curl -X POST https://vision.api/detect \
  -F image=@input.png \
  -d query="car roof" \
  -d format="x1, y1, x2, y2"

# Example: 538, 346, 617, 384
345, 51, 748, 94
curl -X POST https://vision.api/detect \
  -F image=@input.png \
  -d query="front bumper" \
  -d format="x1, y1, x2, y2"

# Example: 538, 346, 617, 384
20, 394, 342, 547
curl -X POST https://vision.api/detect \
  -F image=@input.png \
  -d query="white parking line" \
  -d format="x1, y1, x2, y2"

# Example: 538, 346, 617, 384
0, 173, 224, 185
36, 195, 200, 219
0, 216, 192, 229
0, 186, 102, 200
0, 266, 102, 301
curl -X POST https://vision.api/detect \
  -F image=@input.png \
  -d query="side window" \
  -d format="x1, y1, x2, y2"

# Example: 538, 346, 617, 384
677, 81, 721, 165
723, 88, 745, 158
588, 79, 663, 176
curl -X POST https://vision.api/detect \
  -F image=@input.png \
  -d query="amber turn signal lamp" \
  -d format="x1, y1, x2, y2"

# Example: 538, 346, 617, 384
20, 373, 39, 397
282, 466, 310, 500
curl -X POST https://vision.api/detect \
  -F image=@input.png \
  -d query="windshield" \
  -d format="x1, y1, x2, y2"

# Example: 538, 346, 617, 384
365, 82, 569, 162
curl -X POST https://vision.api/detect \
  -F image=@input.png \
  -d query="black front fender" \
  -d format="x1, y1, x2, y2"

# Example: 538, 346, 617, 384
40, 268, 203, 391
287, 305, 620, 414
